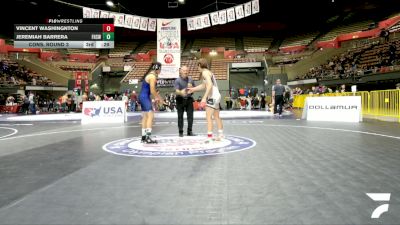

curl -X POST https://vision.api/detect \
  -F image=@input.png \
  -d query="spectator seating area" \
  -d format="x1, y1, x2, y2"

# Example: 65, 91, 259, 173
108, 42, 138, 57
192, 37, 236, 51
120, 58, 258, 83
280, 32, 318, 48
298, 39, 400, 80
107, 57, 135, 67
51, 61, 96, 71
210, 58, 257, 80
121, 61, 153, 82
272, 51, 312, 65
67, 48, 99, 56
0, 59, 56, 86
359, 40, 400, 67
136, 41, 157, 53
243, 36, 273, 52
319, 20, 374, 41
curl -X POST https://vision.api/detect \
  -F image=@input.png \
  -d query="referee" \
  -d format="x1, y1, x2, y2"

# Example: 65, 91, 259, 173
272, 79, 286, 117
175, 66, 196, 137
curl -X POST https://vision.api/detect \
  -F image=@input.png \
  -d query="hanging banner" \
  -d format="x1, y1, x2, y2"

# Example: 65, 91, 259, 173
132, 16, 141, 29
252, 0, 260, 14
157, 19, 181, 79
115, 13, 125, 27
140, 17, 149, 31
219, 10, 227, 24
83, 0, 259, 32
124, 14, 134, 29
109, 13, 125, 27
244, 2, 252, 17
91, 9, 100, 18
210, 12, 219, 26
202, 14, 211, 28
148, 18, 157, 31
195, 16, 203, 30
83, 7, 92, 18
100, 11, 110, 18
227, 7, 236, 22
235, 5, 244, 20
187, 18, 195, 31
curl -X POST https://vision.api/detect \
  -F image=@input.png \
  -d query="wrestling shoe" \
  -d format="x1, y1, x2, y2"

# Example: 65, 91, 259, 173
143, 136, 158, 144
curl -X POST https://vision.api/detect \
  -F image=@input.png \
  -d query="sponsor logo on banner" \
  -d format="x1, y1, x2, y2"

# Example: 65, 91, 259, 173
83, 107, 101, 117
82, 101, 126, 124
302, 96, 362, 122
102, 134, 256, 157
163, 53, 174, 64
157, 19, 180, 79
162, 20, 173, 26
157, 79, 175, 87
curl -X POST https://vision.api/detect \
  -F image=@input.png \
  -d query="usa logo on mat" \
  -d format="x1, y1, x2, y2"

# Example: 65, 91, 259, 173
102, 134, 256, 157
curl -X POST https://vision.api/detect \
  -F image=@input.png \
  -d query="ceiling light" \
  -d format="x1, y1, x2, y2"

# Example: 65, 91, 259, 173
106, 1, 114, 7
178, 0, 185, 3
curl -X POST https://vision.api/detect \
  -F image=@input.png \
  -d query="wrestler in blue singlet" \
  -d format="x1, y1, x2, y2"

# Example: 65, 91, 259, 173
139, 74, 153, 112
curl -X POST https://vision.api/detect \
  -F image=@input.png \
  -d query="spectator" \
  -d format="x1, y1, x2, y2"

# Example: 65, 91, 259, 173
272, 79, 285, 117
28, 92, 36, 114
6, 95, 15, 106
122, 93, 129, 110
130, 91, 137, 112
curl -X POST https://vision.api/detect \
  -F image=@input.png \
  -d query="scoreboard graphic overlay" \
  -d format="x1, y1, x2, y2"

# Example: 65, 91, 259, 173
14, 19, 114, 49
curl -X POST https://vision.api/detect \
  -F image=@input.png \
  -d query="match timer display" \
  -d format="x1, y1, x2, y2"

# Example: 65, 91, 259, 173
14, 19, 115, 49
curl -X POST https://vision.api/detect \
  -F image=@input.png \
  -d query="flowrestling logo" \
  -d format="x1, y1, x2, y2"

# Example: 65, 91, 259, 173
102, 134, 256, 157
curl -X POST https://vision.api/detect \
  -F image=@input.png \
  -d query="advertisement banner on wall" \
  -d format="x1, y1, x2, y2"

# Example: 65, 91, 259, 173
302, 96, 362, 122
157, 19, 181, 79
82, 101, 127, 124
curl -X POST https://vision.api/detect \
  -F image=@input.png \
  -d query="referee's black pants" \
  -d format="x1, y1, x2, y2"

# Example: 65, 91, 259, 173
274, 95, 284, 115
176, 97, 194, 134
